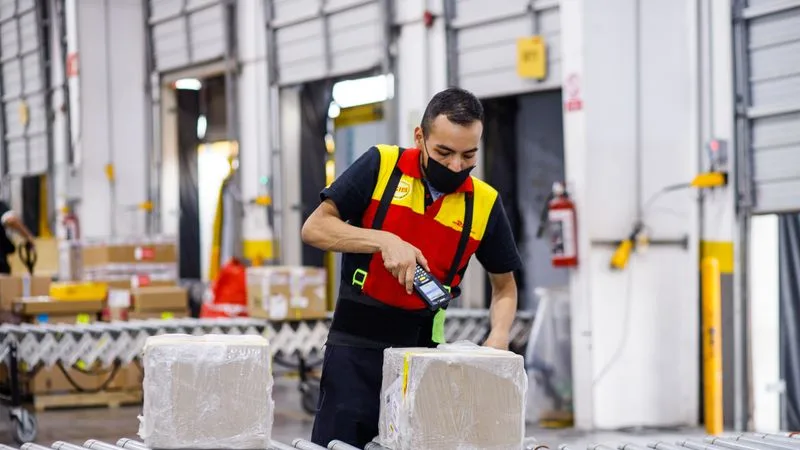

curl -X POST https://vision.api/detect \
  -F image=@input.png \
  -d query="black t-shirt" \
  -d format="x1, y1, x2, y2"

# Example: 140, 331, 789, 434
321, 146, 522, 280
0, 202, 14, 270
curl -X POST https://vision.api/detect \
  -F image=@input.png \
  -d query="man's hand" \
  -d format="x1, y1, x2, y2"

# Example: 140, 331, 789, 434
379, 234, 429, 294
484, 332, 510, 351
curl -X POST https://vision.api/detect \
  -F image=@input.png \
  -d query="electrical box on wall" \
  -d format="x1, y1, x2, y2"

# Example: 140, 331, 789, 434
706, 139, 729, 172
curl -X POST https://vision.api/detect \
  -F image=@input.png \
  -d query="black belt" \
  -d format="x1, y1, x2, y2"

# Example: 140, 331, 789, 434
329, 284, 436, 348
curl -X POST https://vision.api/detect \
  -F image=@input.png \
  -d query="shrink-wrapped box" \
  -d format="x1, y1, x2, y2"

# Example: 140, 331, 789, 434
378, 343, 527, 450
138, 334, 273, 449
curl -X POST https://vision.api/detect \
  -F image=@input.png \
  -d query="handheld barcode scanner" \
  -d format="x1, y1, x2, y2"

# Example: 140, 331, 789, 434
412, 265, 452, 311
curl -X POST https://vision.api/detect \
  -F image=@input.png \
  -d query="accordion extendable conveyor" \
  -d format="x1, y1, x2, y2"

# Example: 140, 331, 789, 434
0, 312, 535, 444
6, 432, 799, 450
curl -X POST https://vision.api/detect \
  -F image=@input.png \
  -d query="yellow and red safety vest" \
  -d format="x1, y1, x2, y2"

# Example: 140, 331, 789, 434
337, 145, 498, 344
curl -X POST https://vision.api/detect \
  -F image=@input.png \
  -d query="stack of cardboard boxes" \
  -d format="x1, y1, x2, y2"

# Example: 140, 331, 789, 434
245, 266, 328, 321
74, 237, 189, 321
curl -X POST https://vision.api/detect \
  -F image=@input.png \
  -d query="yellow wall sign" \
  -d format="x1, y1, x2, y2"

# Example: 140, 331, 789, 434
334, 102, 384, 129
517, 36, 547, 80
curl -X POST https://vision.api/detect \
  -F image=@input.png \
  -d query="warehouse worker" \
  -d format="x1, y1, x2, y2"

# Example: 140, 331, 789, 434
301, 87, 521, 447
0, 200, 35, 274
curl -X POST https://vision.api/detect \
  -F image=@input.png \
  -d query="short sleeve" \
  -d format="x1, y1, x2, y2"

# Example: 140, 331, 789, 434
320, 147, 381, 223
0, 201, 12, 224
475, 196, 522, 274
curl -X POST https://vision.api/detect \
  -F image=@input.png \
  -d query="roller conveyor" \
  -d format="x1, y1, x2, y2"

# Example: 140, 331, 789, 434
0, 311, 535, 444
1, 434, 797, 450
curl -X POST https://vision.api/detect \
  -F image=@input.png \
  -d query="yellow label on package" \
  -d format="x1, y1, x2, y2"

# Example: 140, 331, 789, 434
161, 312, 174, 320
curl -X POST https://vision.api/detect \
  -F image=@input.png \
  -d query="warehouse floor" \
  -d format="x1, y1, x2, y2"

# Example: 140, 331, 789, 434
0, 377, 704, 448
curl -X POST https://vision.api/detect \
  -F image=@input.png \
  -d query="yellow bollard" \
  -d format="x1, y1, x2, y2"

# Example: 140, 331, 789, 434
702, 256, 724, 435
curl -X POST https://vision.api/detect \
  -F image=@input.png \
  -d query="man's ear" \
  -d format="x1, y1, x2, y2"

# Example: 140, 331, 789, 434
413, 126, 423, 148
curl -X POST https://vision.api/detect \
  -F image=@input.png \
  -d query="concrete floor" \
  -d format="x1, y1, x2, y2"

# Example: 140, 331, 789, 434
0, 377, 704, 449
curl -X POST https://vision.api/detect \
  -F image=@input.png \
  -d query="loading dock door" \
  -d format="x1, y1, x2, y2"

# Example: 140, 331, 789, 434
147, 0, 230, 73
735, 2, 800, 214
447, 0, 562, 98
0, 0, 51, 176
267, 0, 389, 86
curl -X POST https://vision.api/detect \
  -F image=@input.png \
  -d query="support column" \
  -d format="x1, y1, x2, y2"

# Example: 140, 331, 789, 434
237, 0, 274, 265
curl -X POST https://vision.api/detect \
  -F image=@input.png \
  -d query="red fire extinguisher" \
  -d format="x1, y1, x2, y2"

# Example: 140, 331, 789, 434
537, 182, 578, 267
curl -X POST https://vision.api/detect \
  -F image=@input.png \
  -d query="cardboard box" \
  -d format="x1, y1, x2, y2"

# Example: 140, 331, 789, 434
30, 362, 141, 394
128, 310, 189, 320
13, 297, 103, 317
0, 275, 51, 310
378, 346, 527, 450
100, 278, 175, 290
247, 266, 327, 320
131, 286, 187, 313
9, 238, 59, 278
140, 334, 273, 449
82, 243, 177, 267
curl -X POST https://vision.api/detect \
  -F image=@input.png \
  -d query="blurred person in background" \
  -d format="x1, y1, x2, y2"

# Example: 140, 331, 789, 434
0, 199, 35, 274
302, 87, 521, 447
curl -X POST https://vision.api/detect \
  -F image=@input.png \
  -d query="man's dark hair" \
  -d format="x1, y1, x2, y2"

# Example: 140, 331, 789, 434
420, 87, 484, 137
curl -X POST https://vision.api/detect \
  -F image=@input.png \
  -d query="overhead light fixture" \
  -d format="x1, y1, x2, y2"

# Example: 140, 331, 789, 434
332, 74, 394, 109
175, 78, 202, 90
328, 102, 341, 119
197, 114, 207, 140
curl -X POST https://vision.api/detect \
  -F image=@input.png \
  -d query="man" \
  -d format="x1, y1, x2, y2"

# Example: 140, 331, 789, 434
0, 200, 36, 274
301, 87, 521, 447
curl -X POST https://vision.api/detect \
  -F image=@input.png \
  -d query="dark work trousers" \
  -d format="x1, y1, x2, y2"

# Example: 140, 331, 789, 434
310, 344, 384, 447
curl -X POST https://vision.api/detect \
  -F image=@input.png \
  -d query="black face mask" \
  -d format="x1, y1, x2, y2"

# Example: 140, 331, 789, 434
422, 143, 475, 193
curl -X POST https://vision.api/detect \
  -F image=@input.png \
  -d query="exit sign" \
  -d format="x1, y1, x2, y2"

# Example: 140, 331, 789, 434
517, 36, 547, 80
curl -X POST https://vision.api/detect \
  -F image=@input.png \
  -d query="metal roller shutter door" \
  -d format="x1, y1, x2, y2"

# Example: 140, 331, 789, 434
267, 0, 389, 86
447, 0, 561, 99
0, 0, 50, 176
735, 1, 800, 214
148, 0, 230, 73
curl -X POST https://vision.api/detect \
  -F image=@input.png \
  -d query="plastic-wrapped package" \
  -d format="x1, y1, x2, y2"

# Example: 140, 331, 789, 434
137, 334, 274, 449
378, 342, 527, 450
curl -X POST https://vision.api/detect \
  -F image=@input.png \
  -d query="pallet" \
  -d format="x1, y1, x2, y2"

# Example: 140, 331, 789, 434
34, 389, 142, 412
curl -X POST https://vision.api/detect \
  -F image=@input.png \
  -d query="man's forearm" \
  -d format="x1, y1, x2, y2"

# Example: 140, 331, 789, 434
489, 287, 517, 338
302, 204, 391, 254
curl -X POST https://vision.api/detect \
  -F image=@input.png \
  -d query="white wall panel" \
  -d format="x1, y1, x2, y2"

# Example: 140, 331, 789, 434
148, 0, 228, 73
562, 0, 701, 429
737, 3, 800, 214
75, 0, 148, 238
0, 0, 49, 176
269, 0, 386, 86
449, 0, 561, 98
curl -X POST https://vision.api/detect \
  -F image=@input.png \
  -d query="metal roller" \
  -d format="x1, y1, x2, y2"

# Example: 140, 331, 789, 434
589, 445, 617, 450
20, 444, 50, 450
619, 444, 650, 450
0, 445, 19, 450
269, 441, 298, 450
745, 434, 800, 447
291, 439, 327, 450
678, 439, 729, 450
703, 437, 759, 450
83, 440, 126, 450
52, 442, 89, 450
649, 442, 685, 450
114, 439, 147, 450
734, 437, 799, 450
327, 441, 361, 450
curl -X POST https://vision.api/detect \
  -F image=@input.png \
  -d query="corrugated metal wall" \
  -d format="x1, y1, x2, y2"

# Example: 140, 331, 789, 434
735, 1, 800, 214
446, 0, 561, 99
266, 0, 389, 86
0, 0, 51, 176
147, 0, 230, 73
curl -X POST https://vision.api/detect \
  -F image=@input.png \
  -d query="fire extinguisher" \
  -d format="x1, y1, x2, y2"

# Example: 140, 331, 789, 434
62, 209, 81, 241
536, 182, 578, 267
